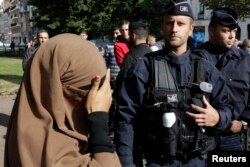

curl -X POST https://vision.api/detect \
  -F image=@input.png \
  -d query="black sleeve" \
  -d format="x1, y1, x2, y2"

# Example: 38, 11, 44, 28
87, 112, 115, 153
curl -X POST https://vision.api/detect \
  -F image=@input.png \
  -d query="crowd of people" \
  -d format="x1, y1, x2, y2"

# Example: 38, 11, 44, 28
4, 0, 250, 167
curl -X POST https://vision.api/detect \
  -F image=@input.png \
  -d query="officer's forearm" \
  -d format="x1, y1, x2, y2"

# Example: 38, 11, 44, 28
214, 108, 232, 131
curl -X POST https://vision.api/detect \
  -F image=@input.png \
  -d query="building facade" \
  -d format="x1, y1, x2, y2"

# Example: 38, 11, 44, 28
189, 0, 250, 46
1, 0, 36, 45
0, 0, 11, 43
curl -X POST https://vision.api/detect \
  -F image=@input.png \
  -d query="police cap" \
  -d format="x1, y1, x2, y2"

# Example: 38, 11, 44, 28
211, 7, 238, 29
162, 0, 193, 19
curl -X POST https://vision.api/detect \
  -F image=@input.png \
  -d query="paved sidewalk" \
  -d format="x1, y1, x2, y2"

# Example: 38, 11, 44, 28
0, 96, 15, 167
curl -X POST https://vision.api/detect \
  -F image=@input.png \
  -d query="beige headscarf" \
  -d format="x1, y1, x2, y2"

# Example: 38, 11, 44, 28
5, 33, 121, 167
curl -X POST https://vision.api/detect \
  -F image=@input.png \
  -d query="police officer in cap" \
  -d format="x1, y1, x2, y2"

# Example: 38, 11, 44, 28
194, 7, 250, 151
114, 0, 232, 166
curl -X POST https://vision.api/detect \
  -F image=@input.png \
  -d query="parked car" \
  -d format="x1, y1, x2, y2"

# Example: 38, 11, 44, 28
0, 41, 11, 47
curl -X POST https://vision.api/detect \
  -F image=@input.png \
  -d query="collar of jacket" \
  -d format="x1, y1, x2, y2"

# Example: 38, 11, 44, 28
206, 41, 240, 59
162, 47, 191, 65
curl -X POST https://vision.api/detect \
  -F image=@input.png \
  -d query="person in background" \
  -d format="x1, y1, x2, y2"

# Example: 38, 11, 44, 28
150, 39, 165, 52
115, 20, 151, 88
4, 34, 121, 167
103, 26, 121, 137
114, 19, 130, 67
146, 34, 156, 47
113, 27, 121, 41
194, 7, 250, 151
10, 40, 15, 52
113, 21, 152, 145
114, 0, 232, 166
104, 26, 121, 84
242, 38, 250, 54
114, 20, 151, 108
79, 29, 97, 48
22, 29, 49, 70
27, 36, 37, 49
233, 38, 240, 48
79, 29, 89, 40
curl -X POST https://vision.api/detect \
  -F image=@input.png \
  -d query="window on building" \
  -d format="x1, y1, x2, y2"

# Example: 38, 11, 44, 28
198, 4, 205, 19
199, 4, 204, 14
193, 26, 205, 48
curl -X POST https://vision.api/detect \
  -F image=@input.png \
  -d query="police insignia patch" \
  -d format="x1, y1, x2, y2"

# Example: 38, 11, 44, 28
167, 94, 178, 103
180, 6, 188, 12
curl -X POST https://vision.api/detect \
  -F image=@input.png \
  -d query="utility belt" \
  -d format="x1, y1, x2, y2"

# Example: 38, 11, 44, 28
138, 101, 215, 160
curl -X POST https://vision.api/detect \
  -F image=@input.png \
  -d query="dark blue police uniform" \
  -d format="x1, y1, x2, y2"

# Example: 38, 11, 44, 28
114, 48, 232, 167
194, 6, 250, 151
194, 42, 250, 150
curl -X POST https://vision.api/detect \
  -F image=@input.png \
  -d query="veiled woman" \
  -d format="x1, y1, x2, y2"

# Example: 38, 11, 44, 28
4, 33, 121, 167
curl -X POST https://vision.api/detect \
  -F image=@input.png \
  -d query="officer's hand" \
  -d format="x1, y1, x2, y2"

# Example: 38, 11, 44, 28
186, 96, 220, 127
86, 69, 112, 113
228, 120, 242, 133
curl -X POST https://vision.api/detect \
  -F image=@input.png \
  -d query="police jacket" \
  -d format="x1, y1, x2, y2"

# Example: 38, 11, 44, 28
121, 43, 151, 75
114, 48, 233, 167
115, 43, 151, 98
194, 42, 250, 123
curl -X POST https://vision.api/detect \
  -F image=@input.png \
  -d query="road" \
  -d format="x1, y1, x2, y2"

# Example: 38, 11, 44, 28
0, 96, 15, 167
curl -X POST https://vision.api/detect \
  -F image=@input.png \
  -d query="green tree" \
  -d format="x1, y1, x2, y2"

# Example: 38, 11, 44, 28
28, 0, 168, 38
200, 0, 250, 20
28, 0, 113, 37
135, 0, 168, 38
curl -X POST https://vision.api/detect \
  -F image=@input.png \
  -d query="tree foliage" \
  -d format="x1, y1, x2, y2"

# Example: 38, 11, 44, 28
200, 0, 250, 20
28, 0, 169, 38
28, 0, 250, 38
